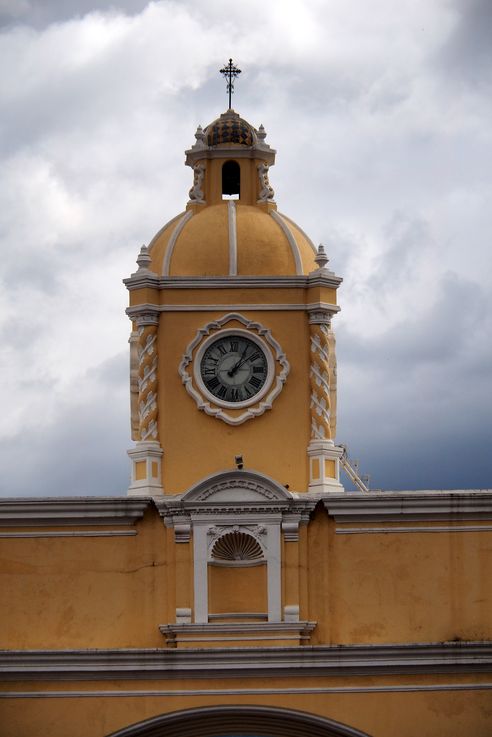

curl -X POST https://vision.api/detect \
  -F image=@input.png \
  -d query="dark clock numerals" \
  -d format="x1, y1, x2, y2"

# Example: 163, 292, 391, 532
200, 334, 269, 404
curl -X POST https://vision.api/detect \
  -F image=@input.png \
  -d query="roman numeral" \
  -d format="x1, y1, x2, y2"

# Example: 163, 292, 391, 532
253, 366, 265, 374
248, 351, 261, 362
203, 368, 215, 376
216, 344, 227, 356
217, 385, 227, 399
228, 388, 240, 402
230, 341, 238, 352
250, 376, 262, 389
206, 377, 220, 390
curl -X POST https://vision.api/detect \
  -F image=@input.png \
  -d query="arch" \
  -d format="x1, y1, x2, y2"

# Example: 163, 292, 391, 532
222, 160, 241, 197
182, 468, 293, 503
107, 705, 372, 737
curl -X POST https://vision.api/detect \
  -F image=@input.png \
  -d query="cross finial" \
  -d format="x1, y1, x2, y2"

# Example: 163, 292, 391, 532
220, 58, 241, 110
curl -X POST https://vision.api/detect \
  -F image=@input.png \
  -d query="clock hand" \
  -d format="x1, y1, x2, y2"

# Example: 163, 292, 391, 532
228, 346, 249, 377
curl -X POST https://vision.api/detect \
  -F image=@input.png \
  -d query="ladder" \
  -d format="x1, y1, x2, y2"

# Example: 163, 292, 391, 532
339, 444, 370, 493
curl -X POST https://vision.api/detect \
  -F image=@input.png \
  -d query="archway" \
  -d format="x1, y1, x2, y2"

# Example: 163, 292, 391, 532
107, 705, 372, 737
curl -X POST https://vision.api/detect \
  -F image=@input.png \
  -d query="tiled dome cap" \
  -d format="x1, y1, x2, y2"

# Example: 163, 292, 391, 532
205, 110, 256, 147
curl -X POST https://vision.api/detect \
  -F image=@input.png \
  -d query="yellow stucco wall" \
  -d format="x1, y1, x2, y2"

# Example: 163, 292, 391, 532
2, 505, 491, 650
307, 508, 492, 645
158, 308, 312, 493
1, 677, 491, 737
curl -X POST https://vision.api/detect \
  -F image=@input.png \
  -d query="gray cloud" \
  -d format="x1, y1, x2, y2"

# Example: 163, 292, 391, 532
0, 0, 491, 496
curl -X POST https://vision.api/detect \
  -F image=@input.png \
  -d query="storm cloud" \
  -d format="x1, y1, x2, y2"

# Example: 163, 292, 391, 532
0, 0, 490, 495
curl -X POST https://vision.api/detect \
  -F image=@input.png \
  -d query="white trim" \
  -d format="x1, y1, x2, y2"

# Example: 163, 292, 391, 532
0, 531, 137, 538
337, 525, 492, 535
193, 525, 209, 624
3, 683, 492, 698
227, 200, 237, 276
127, 302, 340, 316
178, 313, 289, 426
0, 498, 149, 526
270, 210, 303, 275
280, 212, 318, 255
2, 642, 490, 678
124, 274, 343, 290
162, 210, 193, 276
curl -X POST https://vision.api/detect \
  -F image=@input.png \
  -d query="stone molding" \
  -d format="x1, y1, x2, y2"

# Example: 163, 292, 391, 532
178, 313, 289, 426
106, 706, 370, 737
159, 621, 317, 647
127, 301, 341, 315
1, 642, 491, 681
124, 274, 342, 291
0, 498, 150, 527
323, 490, 492, 522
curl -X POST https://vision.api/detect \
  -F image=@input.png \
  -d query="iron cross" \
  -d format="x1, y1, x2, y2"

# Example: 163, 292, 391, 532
220, 58, 241, 109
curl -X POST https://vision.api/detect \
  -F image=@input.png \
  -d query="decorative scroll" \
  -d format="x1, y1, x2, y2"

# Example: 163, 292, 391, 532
188, 163, 205, 204
137, 322, 158, 441
327, 326, 337, 439
309, 320, 332, 440
257, 162, 275, 202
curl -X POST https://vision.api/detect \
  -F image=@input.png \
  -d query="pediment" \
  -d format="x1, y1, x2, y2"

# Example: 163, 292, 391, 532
182, 470, 292, 504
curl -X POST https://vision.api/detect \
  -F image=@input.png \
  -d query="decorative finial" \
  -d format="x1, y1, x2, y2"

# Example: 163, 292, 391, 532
315, 243, 329, 269
257, 124, 267, 142
194, 125, 205, 144
220, 58, 241, 110
136, 244, 152, 272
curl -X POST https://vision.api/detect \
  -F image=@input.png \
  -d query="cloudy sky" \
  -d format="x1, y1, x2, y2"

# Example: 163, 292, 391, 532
0, 0, 491, 496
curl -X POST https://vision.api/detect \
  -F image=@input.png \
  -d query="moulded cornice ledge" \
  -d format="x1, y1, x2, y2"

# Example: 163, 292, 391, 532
125, 275, 343, 291
1, 642, 491, 681
0, 497, 151, 527
123, 272, 160, 290
323, 490, 492, 522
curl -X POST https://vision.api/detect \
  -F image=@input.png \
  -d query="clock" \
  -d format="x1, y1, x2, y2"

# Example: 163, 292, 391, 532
195, 329, 274, 409
180, 314, 289, 425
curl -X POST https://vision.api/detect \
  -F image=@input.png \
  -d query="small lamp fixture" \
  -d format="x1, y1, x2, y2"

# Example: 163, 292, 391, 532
235, 455, 244, 470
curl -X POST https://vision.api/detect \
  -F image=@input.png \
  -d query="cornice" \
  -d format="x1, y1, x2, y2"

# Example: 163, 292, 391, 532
124, 274, 342, 291
0, 497, 151, 527
322, 490, 492, 522
1, 642, 491, 681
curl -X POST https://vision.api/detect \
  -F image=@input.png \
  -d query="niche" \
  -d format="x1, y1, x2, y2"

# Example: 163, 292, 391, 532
222, 160, 240, 199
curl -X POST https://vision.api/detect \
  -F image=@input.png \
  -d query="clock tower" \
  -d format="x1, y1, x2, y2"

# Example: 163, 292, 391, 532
125, 108, 343, 499
123, 106, 344, 637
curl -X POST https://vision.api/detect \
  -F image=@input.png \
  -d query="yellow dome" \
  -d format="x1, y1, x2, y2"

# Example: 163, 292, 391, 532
148, 203, 318, 277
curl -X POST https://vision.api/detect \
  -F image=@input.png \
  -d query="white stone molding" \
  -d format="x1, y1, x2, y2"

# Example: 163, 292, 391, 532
209, 527, 265, 565
178, 313, 289, 426
136, 320, 158, 442
309, 319, 332, 441
0, 498, 150, 527
282, 519, 301, 542
307, 440, 344, 494
162, 210, 194, 276
127, 441, 164, 497
269, 210, 303, 275
156, 470, 315, 626
175, 608, 192, 624
188, 163, 206, 204
284, 604, 300, 622
323, 490, 492, 523
124, 274, 343, 291
227, 199, 237, 275
129, 329, 139, 441
3, 641, 491, 680
257, 161, 275, 202
127, 301, 340, 314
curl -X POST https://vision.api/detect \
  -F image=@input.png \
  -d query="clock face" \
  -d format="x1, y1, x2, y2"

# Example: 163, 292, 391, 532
199, 334, 269, 404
